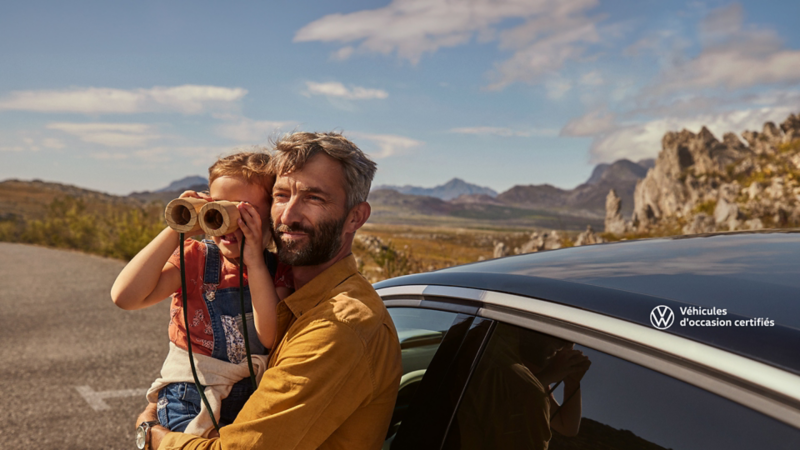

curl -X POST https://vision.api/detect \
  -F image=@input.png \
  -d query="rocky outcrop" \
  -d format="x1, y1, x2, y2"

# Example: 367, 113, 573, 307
575, 225, 605, 246
515, 230, 563, 254
493, 241, 508, 258
607, 112, 800, 236
604, 189, 628, 235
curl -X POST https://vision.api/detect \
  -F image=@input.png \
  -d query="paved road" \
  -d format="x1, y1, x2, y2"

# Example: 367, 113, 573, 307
0, 243, 170, 449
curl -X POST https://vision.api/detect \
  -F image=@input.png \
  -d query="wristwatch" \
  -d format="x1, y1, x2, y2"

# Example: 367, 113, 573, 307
136, 420, 160, 450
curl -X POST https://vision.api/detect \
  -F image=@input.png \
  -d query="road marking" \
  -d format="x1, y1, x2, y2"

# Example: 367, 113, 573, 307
76, 385, 148, 411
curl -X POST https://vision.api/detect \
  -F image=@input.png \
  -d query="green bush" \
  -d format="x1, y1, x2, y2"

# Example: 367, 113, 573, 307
2, 196, 165, 260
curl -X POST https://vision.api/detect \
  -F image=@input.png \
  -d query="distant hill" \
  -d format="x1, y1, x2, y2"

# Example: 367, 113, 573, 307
2, 156, 648, 232
493, 159, 650, 216
0, 179, 141, 221
155, 175, 208, 193
367, 158, 651, 228
129, 176, 208, 204
368, 189, 603, 230
567, 159, 650, 215
374, 178, 498, 201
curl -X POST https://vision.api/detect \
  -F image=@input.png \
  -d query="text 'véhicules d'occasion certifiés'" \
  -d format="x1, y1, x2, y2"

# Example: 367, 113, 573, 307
679, 307, 775, 327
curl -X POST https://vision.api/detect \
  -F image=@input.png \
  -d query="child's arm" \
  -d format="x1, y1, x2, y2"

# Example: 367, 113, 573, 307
110, 191, 207, 311
547, 348, 590, 436
237, 202, 280, 349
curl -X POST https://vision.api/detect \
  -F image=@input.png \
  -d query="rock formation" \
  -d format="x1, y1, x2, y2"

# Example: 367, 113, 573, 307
493, 241, 508, 258
605, 112, 800, 236
604, 189, 628, 235
575, 225, 605, 246
515, 230, 563, 254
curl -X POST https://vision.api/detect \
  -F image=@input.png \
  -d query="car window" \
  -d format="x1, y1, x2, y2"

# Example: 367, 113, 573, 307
384, 307, 461, 449
443, 322, 800, 450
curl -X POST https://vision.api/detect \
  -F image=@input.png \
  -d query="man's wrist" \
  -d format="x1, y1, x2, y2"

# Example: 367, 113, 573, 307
136, 420, 160, 450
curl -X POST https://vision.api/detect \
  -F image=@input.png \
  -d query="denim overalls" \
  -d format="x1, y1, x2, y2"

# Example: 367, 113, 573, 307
157, 240, 267, 432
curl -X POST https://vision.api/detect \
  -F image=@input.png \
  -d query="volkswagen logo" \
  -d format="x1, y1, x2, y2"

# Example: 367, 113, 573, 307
650, 305, 675, 329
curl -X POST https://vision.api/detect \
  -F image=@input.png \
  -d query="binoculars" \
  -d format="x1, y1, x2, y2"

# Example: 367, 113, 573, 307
165, 198, 240, 236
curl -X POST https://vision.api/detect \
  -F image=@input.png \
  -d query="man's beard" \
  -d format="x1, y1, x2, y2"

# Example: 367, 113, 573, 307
271, 214, 346, 266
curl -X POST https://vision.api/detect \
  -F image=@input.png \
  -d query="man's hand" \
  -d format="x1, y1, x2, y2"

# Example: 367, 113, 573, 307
136, 403, 169, 450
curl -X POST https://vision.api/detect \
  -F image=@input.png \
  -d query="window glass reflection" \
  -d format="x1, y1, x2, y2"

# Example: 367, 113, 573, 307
446, 322, 800, 450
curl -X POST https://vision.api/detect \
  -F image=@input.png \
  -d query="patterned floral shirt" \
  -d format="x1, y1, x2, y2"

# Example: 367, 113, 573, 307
166, 239, 293, 357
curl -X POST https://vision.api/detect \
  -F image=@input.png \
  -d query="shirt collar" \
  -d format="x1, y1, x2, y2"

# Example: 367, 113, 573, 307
283, 254, 359, 318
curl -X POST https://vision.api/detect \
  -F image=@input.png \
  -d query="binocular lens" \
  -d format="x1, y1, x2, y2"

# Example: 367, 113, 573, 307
170, 205, 194, 227
203, 210, 225, 231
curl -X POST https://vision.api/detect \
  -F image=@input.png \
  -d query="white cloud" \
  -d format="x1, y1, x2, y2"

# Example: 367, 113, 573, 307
580, 70, 604, 86
449, 126, 557, 137
89, 145, 233, 165
295, 0, 603, 89
648, 4, 800, 96
47, 122, 162, 147
91, 152, 130, 161
560, 110, 617, 137
348, 132, 423, 158
42, 138, 65, 149
304, 81, 388, 100
0, 85, 247, 114
545, 78, 573, 99
331, 46, 355, 61
215, 118, 297, 142
588, 106, 796, 163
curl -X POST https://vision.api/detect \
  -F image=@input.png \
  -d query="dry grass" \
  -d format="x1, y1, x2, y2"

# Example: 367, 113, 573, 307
353, 223, 545, 282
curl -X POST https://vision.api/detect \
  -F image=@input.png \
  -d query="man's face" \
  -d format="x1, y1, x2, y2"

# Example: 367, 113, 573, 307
270, 154, 350, 266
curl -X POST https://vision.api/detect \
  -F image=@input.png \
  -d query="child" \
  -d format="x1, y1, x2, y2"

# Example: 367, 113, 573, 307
111, 152, 293, 437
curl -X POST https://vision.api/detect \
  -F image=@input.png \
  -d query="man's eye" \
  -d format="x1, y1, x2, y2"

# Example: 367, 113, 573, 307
273, 193, 288, 200
308, 195, 323, 201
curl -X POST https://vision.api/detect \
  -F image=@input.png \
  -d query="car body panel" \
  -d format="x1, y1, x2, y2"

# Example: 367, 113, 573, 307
375, 232, 800, 375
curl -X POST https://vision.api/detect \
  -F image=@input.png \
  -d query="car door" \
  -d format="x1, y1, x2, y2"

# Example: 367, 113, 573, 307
381, 294, 491, 450
379, 286, 800, 450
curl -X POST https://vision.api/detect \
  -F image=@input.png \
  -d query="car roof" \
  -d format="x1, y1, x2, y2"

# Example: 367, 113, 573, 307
374, 231, 800, 375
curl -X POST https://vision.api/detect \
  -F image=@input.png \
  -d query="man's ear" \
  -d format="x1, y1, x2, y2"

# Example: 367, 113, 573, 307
344, 202, 371, 233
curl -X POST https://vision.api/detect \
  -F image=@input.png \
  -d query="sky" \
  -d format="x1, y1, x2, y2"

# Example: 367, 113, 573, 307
1, 0, 799, 195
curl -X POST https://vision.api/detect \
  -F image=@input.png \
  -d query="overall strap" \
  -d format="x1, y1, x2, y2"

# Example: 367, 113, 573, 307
264, 250, 279, 279
202, 240, 221, 285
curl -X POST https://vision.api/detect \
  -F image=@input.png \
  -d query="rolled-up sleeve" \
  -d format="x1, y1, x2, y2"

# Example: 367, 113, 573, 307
161, 319, 370, 450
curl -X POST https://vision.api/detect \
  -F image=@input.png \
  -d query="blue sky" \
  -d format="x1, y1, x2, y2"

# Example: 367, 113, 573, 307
2, 0, 799, 195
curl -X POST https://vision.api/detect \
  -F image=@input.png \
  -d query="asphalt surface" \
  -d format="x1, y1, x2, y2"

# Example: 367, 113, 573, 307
0, 243, 170, 449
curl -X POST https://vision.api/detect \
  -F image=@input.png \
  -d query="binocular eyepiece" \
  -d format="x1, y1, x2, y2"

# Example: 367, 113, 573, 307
165, 198, 241, 236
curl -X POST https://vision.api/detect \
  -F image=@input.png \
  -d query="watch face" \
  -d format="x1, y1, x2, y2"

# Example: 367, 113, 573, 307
136, 426, 146, 449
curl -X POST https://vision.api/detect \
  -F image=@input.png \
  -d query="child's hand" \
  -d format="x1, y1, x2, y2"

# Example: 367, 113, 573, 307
237, 202, 266, 269
179, 190, 212, 202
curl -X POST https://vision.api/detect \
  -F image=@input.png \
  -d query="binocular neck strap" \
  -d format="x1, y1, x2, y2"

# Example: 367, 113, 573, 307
179, 233, 220, 432
238, 237, 257, 390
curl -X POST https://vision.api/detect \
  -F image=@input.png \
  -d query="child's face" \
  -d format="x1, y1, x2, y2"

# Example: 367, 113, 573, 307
208, 176, 272, 261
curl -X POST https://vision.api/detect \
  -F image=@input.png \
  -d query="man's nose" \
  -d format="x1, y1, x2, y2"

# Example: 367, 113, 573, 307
277, 195, 303, 225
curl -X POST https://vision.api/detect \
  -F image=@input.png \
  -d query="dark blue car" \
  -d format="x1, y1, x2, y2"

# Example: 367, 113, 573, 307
375, 231, 800, 450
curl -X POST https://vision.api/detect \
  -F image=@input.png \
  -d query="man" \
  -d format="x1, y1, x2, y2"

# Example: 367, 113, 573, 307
136, 132, 403, 450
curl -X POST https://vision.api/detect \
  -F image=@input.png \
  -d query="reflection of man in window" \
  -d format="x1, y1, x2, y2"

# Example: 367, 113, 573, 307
454, 325, 590, 450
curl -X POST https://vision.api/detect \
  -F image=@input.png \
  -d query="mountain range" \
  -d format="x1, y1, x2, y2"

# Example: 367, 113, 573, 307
0, 158, 653, 231
371, 158, 654, 220
373, 178, 498, 200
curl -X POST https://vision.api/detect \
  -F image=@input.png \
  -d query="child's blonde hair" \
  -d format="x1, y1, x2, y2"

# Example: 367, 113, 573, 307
209, 151, 273, 192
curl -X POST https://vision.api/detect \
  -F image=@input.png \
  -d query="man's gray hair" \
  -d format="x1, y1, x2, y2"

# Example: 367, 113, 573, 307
269, 132, 377, 211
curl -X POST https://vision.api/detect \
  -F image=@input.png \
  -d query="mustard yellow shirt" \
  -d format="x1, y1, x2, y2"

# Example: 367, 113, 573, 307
161, 254, 403, 450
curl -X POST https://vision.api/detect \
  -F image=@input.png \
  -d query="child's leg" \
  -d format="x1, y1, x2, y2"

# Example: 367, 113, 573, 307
156, 382, 202, 433
218, 378, 256, 426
